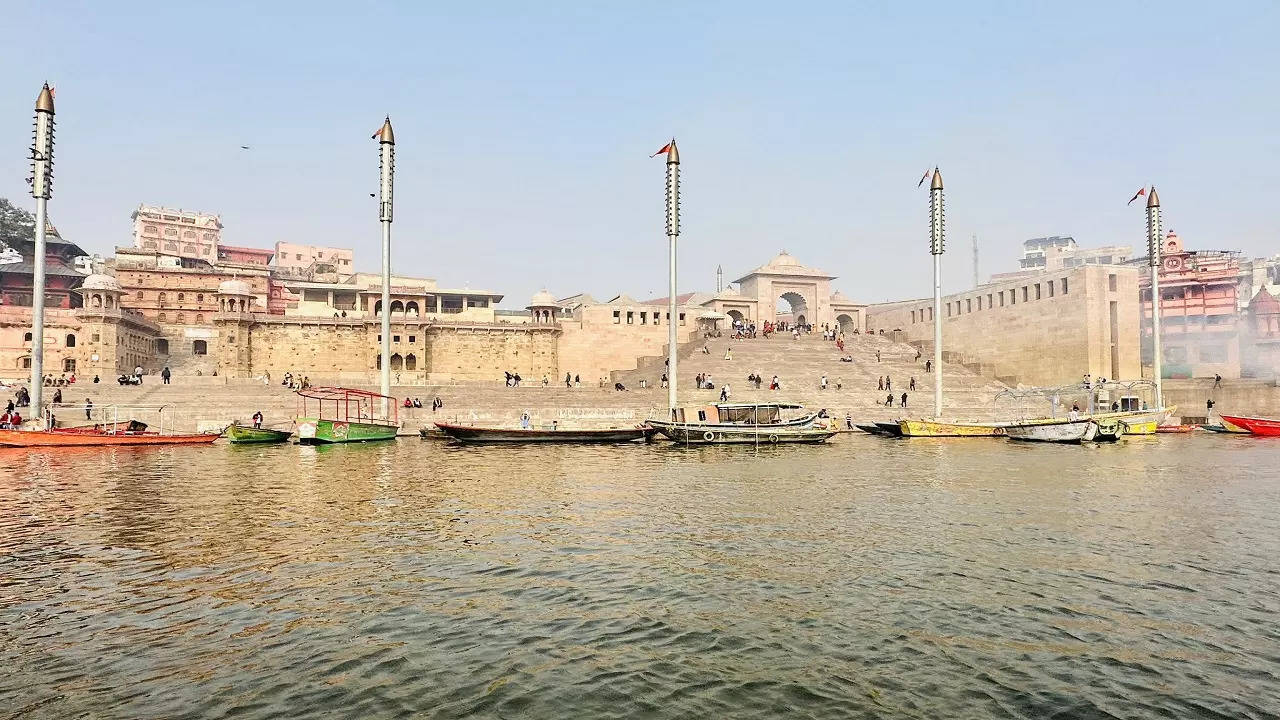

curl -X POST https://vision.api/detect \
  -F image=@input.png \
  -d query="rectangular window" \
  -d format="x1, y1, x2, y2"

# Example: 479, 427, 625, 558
988, 293, 993, 308
1108, 274, 1117, 292
393, 335, 400, 343
409, 335, 416, 343
639, 311, 647, 324
1010, 290, 1015, 305
966, 298, 972, 313
679, 313, 686, 325
1047, 282, 1055, 298
1062, 278, 1069, 294
612, 310, 620, 324
1035, 284, 1042, 300
626, 311, 634, 324
911, 310, 917, 323
928, 307, 933, 321
947, 304, 952, 317
653, 314, 660, 326
999, 292, 1005, 307
1022, 287, 1029, 302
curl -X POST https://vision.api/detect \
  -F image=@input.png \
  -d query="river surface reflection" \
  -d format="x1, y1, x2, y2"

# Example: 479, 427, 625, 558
1, 435, 1278, 718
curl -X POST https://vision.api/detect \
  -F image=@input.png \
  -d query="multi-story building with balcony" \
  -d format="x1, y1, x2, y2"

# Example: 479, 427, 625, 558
131, 205, 222, 262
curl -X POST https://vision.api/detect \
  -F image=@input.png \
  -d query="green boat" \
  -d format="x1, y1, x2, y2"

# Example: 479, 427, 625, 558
224, 422, 293, 444
296, 386, 400, 445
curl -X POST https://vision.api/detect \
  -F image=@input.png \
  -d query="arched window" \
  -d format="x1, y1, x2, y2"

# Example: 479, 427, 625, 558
158, 312, 167, 322
24, 332, 32, 342
136, 291, 143, 300
376, 353, 382, 369
178, 293, 185, 301
390, 353, 403, 370
65, 334, 76, 348
176, 313, 186, 324
158, 292, 167, 304
192, 340, 208, 355
405, 353, 417, 370
183, 230, 195, 238
91, 295, 102, 308
390, 300, 404, 314
405, 301, 419, 316
197, 293, 204, 302
374, 300, 383, 315
195, 313, 204, 324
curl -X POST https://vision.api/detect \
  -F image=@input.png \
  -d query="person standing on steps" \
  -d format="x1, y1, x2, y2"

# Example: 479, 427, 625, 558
720, 383, 730, 402
925, 360, 932, 373
876, 350, 881, 362
877, 376, 884, 391
566, 372, 572, 389
901, 392, 908, 408
134, 365, 144, 384
885, 393, 895, 407
820, 375, 828, 390
85, 398, 93, 420
161, 366, 171, 385
885, 376, 892, 392
252, 410, 264, 429
909, 377, 916, 391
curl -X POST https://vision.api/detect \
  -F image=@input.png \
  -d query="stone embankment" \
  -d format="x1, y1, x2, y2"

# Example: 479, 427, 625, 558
25, 332, 1011, 431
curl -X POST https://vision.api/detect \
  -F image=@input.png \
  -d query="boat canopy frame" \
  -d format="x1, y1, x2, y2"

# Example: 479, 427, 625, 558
994, 379, 1157, 419
296, 386, 398, 427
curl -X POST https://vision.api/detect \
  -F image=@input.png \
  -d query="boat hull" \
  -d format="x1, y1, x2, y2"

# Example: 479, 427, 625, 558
1121, 420, 1157, 435
899, 419, 1005, 437
856, 423, 889, 435
875, 422, 905, 437
1007, 419, 1098, 443
0, 429, 221, 448
435, 423, 655, 444
225, 423, 293, 444
649, 421, 837, 444
296, 417, 398, 444
1218, 415, 1280, 437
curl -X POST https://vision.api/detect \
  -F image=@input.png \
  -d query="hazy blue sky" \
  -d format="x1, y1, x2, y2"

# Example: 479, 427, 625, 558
2, 1, 1276, 306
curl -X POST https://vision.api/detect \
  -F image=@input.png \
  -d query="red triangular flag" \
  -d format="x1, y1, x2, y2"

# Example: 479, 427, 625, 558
1127, 187, 1146, 205
650, 143, 672, 158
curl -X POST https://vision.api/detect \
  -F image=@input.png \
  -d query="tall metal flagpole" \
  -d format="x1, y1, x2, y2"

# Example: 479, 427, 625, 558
665, 139, 681, 418
374, 117, 395, 415
29, 84, 56, 425
928, 168, 945, 418
1146, 186, 1164, 409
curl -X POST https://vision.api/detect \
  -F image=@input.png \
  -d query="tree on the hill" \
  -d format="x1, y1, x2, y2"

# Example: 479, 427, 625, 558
0, 197, 36, 249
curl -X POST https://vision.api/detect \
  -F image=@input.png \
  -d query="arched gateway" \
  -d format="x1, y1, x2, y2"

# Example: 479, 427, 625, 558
702, 251, 865, 331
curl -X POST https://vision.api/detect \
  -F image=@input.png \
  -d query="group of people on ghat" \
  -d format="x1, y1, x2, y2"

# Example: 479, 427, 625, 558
40, 373, 76, 387
402, 397, 444, 413
281, 372, 311, 390
0, 398, 24, 429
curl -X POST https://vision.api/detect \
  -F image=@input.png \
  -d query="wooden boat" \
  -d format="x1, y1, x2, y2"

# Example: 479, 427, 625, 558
224, 422, 293, 444
1120, 420, 1157, 435
899, 419, 1005, 437
1217, 414, 1280, 437
874, 422, 905, 437
647, 401, 836, 444
0, 427, 220, 447
856, 423, 890, 435
435, 422, 656, 444
649, 422, 838, 444
1155, 424, 1197, 433
296, 387, 399, 444
1006, 419, 1099, 443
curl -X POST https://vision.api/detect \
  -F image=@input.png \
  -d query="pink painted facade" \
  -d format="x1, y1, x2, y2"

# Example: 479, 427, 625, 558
273, 242, 353, 272
131, 205, 222, 261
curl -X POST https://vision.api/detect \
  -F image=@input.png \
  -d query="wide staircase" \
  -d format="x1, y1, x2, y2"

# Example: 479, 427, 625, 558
33, 333, 1008, 433
612, 330, 1008, 423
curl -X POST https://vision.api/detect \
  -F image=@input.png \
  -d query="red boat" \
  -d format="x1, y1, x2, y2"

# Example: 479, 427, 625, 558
0, 426, 221, 447
1217, 415, 1280, 437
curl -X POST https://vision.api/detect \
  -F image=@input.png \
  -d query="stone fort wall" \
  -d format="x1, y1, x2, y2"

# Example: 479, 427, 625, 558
866, 265, 1141, 387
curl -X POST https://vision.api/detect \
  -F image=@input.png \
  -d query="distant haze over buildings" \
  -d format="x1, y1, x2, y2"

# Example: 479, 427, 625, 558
1, 3, 1276, 307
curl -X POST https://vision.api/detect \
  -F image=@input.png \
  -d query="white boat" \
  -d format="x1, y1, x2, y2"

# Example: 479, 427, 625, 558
1006, 419, 1099, 443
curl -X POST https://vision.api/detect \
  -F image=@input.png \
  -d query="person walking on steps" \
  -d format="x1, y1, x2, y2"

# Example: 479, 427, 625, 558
162, 366, 171, 385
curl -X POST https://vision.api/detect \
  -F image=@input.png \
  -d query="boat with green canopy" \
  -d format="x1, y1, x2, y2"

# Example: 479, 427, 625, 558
295, 386, 399, 444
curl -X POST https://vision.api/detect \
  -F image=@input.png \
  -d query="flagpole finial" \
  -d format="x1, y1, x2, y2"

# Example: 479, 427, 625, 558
1147, 186, 1159, 208
930, 167, 943, 190
36, 83, 54, 113
374, 116, 394, 144
666, 138, 679, 165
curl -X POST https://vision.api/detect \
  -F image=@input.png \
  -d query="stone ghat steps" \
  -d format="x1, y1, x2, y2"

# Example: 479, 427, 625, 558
46, 376, 1004, 431
612, 333, 1007, 408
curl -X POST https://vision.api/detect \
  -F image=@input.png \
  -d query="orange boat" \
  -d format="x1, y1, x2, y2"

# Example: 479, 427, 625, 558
0, 427, 221, 447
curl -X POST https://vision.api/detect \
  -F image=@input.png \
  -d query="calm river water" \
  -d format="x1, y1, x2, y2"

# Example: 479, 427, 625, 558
2, 434, 1278, 719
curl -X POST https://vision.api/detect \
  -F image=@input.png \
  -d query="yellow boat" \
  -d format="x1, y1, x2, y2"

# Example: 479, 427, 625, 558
1120, 420, 1157, 435
898, 406, 1175, 438
898, 419, 1006, 437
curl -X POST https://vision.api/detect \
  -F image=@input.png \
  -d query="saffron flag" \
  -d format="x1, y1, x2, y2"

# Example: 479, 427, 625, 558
917, 168, 933, 188
1127, 187, 1146, 205
650, 142, 672, 158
